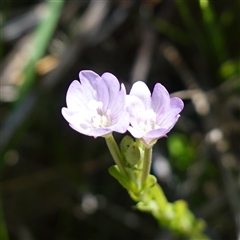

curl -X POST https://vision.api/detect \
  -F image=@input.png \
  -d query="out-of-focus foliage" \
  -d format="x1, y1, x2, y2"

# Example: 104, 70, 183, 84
1, 0, 239, 240
167, 133, 195, 170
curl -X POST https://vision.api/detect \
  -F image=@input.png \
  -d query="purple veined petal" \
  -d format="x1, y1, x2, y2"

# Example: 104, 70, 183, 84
128, 125, 145, 138
62, 107, 73, 122
69, 123, 91, 136
66, 80, 90, 111
108, 83, 126, 119
145, 128, 169, 139
110, 110, 129, 133
142, 128, 168, 146
62, 107, 92, 129
156, 97, 183, 126
86, 127, 113, 137
79, 70, 100, 87
102, 72, 120, 90
170, 97, 184, 112
69, 119, 112, 137
157, 114, 181, 132
79, 70, 100, 100
101, 72, 120, 110
126, 95, 145, 121
151, 83, 170, 115
95, 78, 109, 112
129, 81, 151, 109
62, 108, 92, 136
126, 95, 148, 137
129, 116, 142, 131
62, 107, 80, 124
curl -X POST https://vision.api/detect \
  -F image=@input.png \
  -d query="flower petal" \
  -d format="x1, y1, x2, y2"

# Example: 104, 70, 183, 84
128, 126, 145, 138
142, 129, 168, 146
79, 70, 100, 100
129, 81, 151, 109
65, 80, 89, 110
109, 83, 126, 119
156, 97, 183, 127
170, 97, 184, 112
79, 70, 100, 88
96, 80, 109, 112
62, 107, 91, 129
146, 128, 168, 139
157, 114, 181, 132
126, 95, 145, 121
151, 83, 170, 115
87, 128, 113, 137
101, 72, 120, 109
110, 110, 129, 133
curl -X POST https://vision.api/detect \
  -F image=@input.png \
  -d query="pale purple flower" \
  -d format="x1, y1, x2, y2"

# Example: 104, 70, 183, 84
126, 81, 184, 146
61, 70, 129, 137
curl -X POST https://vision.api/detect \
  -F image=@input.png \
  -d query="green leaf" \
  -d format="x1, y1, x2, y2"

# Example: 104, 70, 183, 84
142, 174, 157, 191
108, 165, 131, 190
174, 200, 188, 216
135, 202, 154, 212
152, 184, 168, 209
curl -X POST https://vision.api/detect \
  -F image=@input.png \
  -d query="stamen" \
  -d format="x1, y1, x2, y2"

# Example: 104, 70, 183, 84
139, 109, 156, 133
88, 100, 111, 128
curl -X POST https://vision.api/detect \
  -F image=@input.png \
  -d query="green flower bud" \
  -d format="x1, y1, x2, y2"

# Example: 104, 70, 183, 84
120, 135, 134, 154
125, 143, 141, 165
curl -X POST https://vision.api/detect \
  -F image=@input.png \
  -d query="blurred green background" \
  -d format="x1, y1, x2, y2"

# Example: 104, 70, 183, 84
1, 0, 239, 239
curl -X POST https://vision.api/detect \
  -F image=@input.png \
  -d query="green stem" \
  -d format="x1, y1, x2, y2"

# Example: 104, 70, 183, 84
105, 134, 128, 178
131, 183, 209, 239
141, 146, 152, 188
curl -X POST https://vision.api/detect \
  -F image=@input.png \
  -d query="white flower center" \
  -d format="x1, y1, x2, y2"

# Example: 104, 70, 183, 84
139, 109, 157, 133
88, 100, 111, 128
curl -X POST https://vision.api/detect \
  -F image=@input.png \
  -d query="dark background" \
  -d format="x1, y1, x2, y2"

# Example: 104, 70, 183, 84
1, 0, 239, 239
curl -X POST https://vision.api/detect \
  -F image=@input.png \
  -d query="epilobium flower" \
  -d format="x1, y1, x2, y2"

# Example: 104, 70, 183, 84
61, 70, 129, 137
127, 81, 184, 146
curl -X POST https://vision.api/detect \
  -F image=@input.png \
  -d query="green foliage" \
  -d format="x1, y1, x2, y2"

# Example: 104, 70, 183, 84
108, 165, 132, 191
109, 162, 208, 239
167, 133, 195, 170
219, 59, 240, 79
17, 0, 65, 103
108, 133, 208, 239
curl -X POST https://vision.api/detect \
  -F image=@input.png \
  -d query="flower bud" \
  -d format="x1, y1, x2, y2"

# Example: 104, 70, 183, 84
120, 135, 134, 154
120, 136, 141, 165
125, 142, 141, 165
